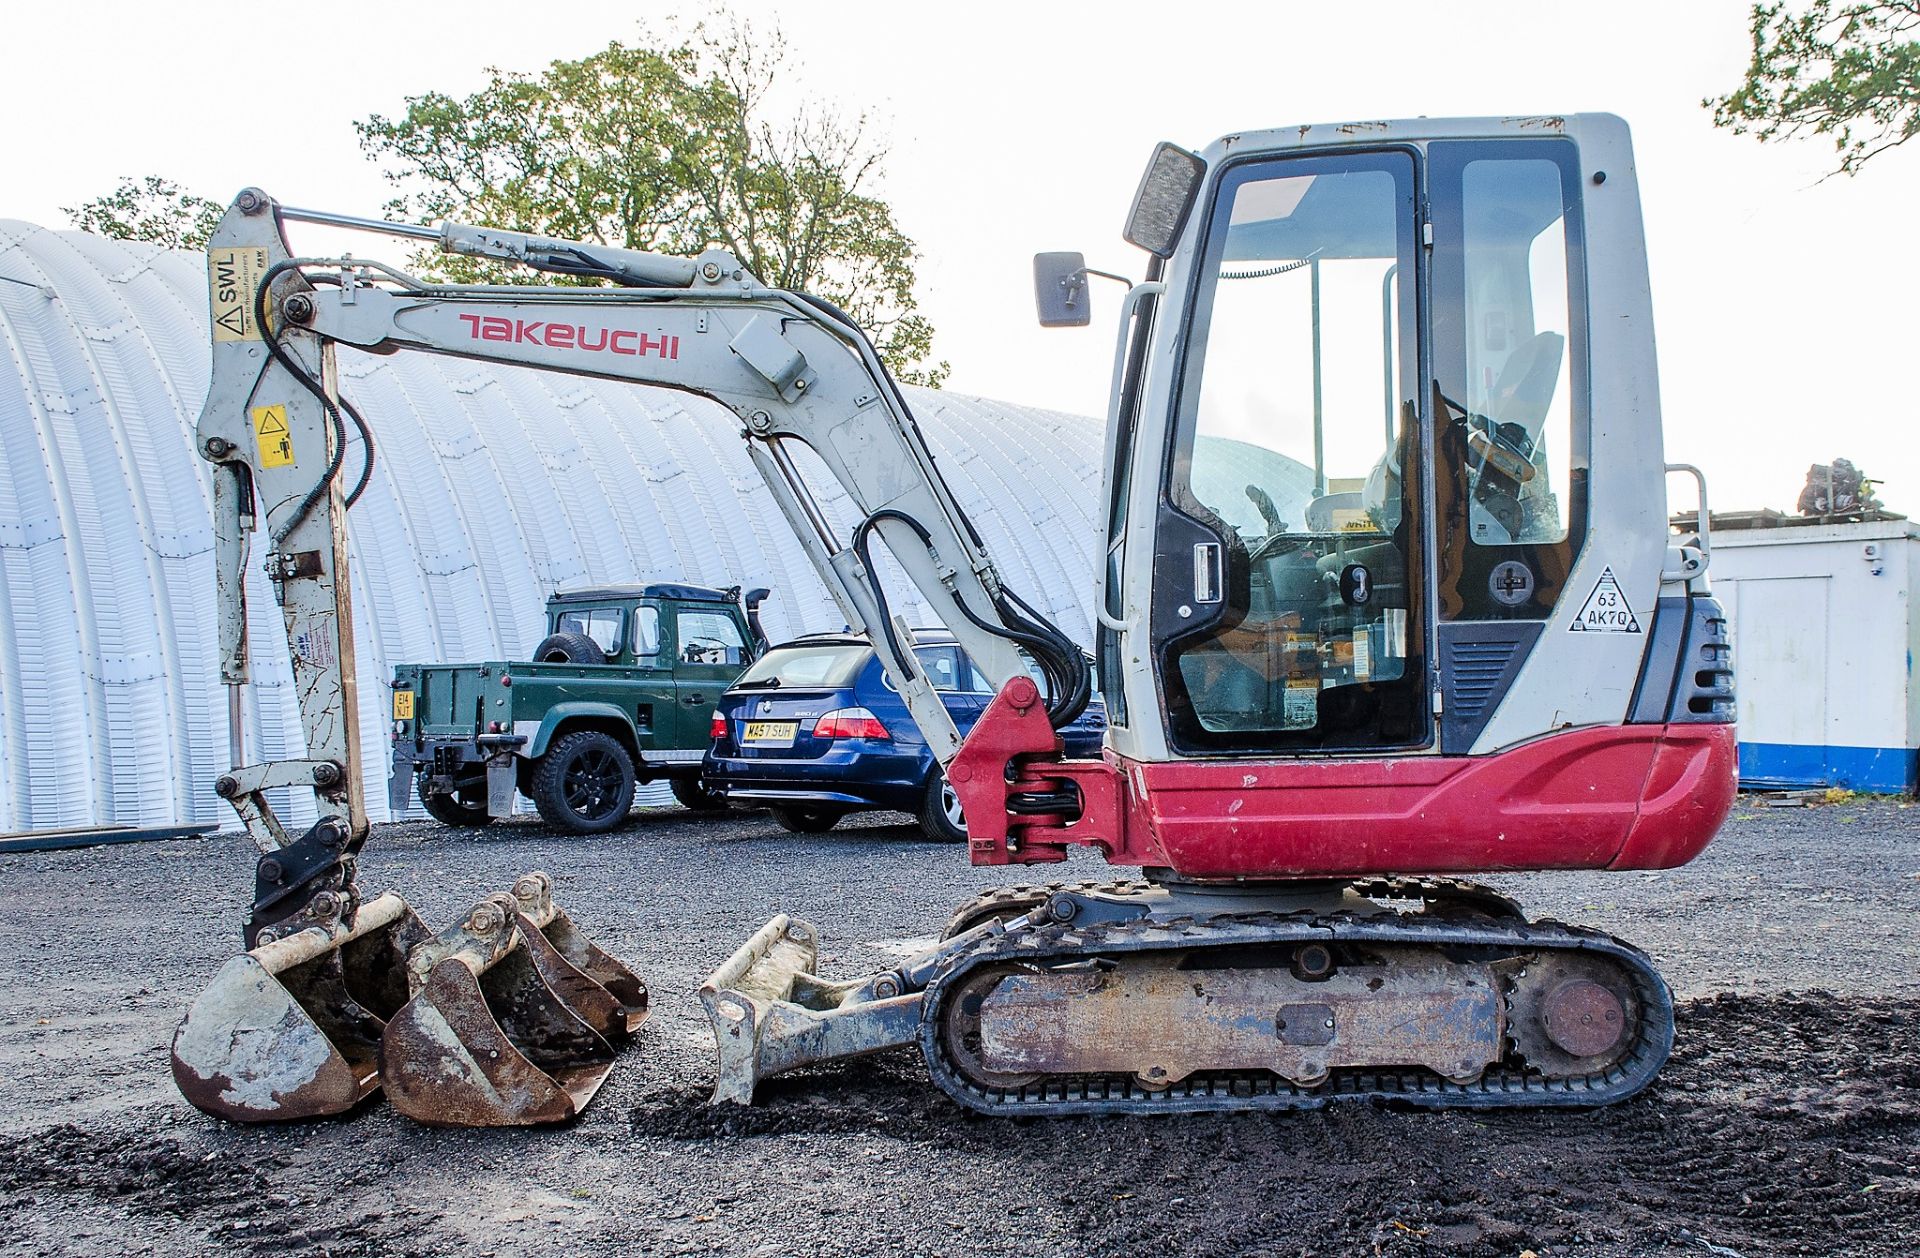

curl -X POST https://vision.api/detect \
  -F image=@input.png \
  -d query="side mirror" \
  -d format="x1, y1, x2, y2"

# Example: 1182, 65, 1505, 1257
1034, 251, 1092, 327
1123, 141, 1206, 258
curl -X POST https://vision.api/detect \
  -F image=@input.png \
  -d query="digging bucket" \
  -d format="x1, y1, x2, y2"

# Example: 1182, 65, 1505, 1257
699, 915, 924, 1105
172, 891, 431, 1122
379, 873, 646, 1127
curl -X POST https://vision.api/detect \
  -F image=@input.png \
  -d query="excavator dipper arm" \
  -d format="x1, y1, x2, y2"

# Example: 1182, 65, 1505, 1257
198, 195, 372, 947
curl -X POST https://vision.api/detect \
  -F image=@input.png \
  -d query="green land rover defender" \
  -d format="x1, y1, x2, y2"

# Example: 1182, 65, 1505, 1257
390, 584, 770, 833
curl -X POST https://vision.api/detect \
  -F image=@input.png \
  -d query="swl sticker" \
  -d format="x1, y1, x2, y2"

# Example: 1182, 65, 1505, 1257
209, 247, 270, 342
1569, 566, 1641, 634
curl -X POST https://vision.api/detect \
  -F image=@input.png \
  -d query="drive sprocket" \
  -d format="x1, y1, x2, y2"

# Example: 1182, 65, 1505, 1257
1505, 951, 1643, 1075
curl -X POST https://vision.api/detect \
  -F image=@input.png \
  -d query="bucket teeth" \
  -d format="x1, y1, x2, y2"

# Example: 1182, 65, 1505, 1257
379, 873, 645, 1127
171, 892, 430, 1122
700, 915, 923, 1105
511, 872, 648, 1036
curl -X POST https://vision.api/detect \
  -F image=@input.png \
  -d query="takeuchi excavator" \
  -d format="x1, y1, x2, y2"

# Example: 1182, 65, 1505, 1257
172, 113, 1736, 1125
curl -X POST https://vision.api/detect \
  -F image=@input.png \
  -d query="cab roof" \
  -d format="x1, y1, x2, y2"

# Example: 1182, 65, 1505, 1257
548, 583, 739, 605
772, 628, 958, 650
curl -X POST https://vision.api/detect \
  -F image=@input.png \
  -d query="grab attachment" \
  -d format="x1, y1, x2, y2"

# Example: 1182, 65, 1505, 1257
172, 891, 430, 1121
379, 873, 646, 1127
699, 915, 924, 1105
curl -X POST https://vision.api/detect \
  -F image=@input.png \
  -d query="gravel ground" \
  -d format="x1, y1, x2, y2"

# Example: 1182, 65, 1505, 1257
1, 795, 1917, 1258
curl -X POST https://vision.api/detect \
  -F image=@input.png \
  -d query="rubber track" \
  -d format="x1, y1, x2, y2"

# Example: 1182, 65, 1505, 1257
919, 909, 1673, 1116
941, 881, 1148, 938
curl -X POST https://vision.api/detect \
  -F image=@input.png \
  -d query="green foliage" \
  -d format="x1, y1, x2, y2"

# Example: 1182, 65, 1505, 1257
64, 176, 224, 250
356, 19, 946, 385
1709, 2, 1920, 173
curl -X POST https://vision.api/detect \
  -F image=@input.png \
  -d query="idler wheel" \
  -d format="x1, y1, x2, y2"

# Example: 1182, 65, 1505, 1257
940, 966, 1041, 1091
1507, 952, 1641, 1075
1541, 978, 1626, 1059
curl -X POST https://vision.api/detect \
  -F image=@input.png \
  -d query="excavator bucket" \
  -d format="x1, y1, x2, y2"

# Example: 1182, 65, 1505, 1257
380, 873, 646, 1127
171, 892, 431, 1122
700, 915, 924, 1104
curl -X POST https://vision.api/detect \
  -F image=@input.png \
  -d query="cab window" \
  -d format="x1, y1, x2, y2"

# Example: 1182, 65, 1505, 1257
1429, 139, 1589, 620
678, 610, 747, 665
634, 607, 661, 657
1162, 149, 1425, 752
555, 607, 624, 657
913, 645, 967, 692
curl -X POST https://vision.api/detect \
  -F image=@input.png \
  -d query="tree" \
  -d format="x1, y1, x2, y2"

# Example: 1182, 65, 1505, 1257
1709, 2, 1920, 173
356, 19, 947, 385
64, 175, 224, 250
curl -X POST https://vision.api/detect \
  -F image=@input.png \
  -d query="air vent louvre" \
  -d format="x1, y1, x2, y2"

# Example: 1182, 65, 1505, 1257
1448, 641, 1518, 719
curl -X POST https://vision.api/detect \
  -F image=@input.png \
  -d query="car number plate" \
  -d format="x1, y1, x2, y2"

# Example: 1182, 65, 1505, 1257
742, 720, 798, 745
392, 689, 415, 720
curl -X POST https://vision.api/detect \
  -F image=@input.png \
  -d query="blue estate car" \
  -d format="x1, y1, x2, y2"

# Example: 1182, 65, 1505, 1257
702, 631, 1105, 840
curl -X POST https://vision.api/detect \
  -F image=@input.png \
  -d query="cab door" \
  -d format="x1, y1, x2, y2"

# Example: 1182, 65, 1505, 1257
1153, 147, 1430, 756
621, 604, 675, 758
670, 605, 752, 752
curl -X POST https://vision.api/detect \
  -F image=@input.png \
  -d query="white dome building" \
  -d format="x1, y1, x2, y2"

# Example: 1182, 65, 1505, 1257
0, 221, 1103, 832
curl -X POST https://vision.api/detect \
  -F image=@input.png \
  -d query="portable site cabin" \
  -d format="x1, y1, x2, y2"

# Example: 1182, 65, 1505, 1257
1704, 510, 1920, 794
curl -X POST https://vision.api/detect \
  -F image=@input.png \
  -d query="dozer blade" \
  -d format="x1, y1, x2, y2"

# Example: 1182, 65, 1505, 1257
700, 915, 923, 1105
380, 873, 645, 1127
172, 892, 430, 1122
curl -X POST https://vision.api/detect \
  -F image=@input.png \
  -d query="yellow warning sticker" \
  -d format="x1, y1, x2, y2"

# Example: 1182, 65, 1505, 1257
251, 404, 294, 468
392, 690, 415, 721
209, 247, 270, 342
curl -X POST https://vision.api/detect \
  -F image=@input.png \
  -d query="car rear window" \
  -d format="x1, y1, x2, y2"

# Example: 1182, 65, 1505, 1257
733, 642, 870, 690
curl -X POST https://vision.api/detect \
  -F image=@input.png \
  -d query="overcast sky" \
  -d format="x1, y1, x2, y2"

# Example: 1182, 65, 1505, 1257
5, 0, 1912, 514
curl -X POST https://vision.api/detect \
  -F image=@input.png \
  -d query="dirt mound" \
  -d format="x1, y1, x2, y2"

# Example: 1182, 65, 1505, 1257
0, 1124, 422, 1256
629, 990, 1920, 1257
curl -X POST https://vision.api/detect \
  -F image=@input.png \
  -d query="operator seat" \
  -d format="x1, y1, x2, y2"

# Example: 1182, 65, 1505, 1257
1487, 330, 1565, 435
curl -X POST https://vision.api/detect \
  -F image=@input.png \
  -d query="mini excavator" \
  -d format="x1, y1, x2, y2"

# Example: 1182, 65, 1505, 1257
173, 114, 1735, 1124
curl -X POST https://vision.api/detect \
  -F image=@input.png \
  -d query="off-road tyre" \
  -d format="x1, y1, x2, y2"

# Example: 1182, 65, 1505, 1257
418, 779, 494, 827
919, 771, 969, 843
530, 730, 635, 834
769, 805, 844, 834
531, 631, 607, 665
670, 776, 728, 812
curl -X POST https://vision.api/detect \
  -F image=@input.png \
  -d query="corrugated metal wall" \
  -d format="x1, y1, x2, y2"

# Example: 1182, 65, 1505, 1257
0, 221, 1103, 832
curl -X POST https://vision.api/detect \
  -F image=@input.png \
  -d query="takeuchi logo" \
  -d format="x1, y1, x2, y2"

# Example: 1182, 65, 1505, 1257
457, 314, 679, 359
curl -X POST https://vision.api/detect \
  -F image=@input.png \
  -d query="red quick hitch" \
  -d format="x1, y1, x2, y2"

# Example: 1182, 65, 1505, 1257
812, 707, 889, 741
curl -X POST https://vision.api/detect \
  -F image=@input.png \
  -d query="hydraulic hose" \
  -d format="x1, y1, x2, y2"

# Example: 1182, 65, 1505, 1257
796, 285, 1091, 730
851, 508, 1090, 729
251, 261, 377, 544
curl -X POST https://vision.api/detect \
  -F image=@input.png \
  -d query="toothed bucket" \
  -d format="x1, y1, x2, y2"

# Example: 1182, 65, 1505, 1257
379, 875, 643, 1127
172, 892, 429, 1121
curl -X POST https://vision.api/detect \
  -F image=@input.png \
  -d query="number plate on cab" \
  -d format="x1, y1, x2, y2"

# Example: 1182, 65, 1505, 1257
742, 720, 798, 746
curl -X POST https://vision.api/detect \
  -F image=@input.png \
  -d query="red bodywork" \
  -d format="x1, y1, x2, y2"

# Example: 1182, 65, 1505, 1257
947, 677, 1737, 881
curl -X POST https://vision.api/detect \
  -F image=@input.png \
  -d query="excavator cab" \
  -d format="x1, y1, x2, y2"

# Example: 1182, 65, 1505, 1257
1119, 131, 1594, 764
